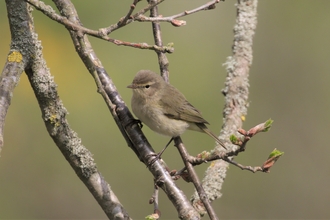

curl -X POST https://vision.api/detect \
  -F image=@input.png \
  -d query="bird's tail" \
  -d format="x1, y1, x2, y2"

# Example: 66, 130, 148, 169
196, 123, 227, 150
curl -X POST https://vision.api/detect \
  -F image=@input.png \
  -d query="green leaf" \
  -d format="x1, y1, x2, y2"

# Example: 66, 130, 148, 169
263, 118, 274, 132
268, 148, 284, 159
230, 134, 238, 143
145, 214, 159, 220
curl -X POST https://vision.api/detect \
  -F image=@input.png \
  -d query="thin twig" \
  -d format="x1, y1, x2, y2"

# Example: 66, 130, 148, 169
136, 0, 221, 27
173, 119, 277, 174
24, 0, 173, 53
112, 40, 174, 53
148, 182, 161, 219
188, 119, 273, 172
174, 137, 219, 220
117, 0, 141, 27
107, 0, 165, 33
148, 0, 169, 81
148, 1, 219, 219
187, 150, 264, 174
186, 147, 279, 174
223, 157, 263, 173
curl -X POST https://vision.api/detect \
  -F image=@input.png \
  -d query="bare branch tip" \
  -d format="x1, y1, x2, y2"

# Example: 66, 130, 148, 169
207, 4, 217, 10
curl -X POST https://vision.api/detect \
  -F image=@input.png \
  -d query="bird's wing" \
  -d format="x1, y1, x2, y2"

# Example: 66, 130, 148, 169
160, 84, 209, 124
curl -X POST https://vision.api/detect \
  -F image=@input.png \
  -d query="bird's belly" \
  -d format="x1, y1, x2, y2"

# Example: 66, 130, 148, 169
150, 116, 189, 137
134, 106, 189, 137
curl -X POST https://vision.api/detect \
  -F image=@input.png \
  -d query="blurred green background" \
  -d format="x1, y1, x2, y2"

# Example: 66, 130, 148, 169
1, 0, 330, 219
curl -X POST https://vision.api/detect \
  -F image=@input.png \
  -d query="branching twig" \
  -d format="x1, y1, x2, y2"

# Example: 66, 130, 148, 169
188, 150, 264, 174
187, 147, 283, 174
137, 15, 187, 27
117, 0, 141, 27
112, 40, 174, 53
178, 119, 279, 174
106, 0, 165, 33
24, 0, 173, 53
136, 0, 222, 27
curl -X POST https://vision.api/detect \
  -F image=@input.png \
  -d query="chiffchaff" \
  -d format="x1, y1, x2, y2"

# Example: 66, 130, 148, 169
127, 70, 226, 150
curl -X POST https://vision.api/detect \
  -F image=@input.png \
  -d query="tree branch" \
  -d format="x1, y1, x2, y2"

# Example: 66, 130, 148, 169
148, 1, 222, 218
148, 0, 170, 80
105, 0, 165, 33
116, 0, 141, 27
4, 0, 131, 219
24, 0, 173, 53
191, 0, 258, 214
0, 54, 23, 154
136, 0, 222, 27
174, 137, 219, 220
52, 0, 199, 219
173, 120, 275, 177
0, 0, 35, 154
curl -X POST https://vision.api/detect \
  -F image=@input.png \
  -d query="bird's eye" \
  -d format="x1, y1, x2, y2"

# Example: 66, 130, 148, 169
145, 85, 150, 89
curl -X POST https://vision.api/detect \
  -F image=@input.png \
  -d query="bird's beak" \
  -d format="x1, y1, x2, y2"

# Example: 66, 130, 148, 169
127, 84, 136, 89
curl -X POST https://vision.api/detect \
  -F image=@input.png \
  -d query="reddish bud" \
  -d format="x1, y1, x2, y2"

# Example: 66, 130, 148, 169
171, 19, 187, 27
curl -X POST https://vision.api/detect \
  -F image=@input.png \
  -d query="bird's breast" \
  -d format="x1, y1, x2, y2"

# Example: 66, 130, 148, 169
131, 98, 189, 137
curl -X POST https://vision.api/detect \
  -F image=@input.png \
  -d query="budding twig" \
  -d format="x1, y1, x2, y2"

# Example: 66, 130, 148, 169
172, 119, 283, 175
135, 0, 222, 27
147, 183, 161, 219
24, 0, 172, 53
117, 0, 141, 27
108, 0, 165, 33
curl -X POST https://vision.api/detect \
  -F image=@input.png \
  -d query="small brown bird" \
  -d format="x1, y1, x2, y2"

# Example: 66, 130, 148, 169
127, 70, 226, 150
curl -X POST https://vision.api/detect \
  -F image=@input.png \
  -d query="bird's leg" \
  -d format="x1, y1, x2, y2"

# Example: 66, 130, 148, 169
147, 137, 174, 166
157, 137, 174, 158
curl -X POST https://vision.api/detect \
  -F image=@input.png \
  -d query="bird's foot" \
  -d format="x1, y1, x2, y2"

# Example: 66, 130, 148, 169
124, 118, 143, 129
146, 152, 162, 168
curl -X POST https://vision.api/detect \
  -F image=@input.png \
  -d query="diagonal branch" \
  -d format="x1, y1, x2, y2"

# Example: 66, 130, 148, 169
52, 0, 199, 219
174, 137, 219, 220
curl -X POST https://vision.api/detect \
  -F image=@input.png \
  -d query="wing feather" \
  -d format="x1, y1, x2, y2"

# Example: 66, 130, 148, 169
160, 84, 209, 124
